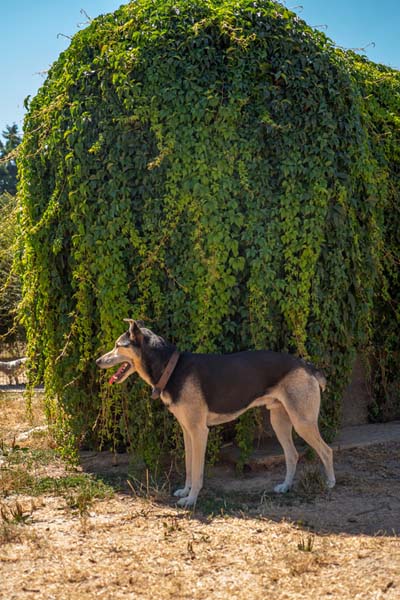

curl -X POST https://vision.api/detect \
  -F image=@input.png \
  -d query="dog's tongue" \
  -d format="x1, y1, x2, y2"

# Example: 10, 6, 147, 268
109, 363, 129, 385
109, 373, 119, 385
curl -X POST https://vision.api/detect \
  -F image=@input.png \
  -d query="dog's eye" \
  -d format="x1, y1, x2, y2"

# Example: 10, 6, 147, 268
117, 340, 131, 348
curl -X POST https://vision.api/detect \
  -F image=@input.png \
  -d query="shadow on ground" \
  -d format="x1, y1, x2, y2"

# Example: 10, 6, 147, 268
80, 441, 400, 537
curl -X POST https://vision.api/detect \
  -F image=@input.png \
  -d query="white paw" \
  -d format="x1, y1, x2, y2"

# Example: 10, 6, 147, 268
326, 478, 336, 489
177, 495, 197, 508
274, 482, 291, 494
173, 487, 191, 498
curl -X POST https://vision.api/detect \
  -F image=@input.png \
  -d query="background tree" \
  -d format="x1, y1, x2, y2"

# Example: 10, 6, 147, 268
0, 193, 21, 338
0, 124, 22, 196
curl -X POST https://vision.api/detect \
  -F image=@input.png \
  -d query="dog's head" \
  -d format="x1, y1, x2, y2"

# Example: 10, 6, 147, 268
96, 319, 170, 386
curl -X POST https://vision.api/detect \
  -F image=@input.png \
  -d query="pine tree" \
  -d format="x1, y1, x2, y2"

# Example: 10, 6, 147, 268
0, 124, 22, 196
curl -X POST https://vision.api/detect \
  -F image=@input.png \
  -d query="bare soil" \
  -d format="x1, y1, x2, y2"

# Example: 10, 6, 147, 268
0, 392, 399, 600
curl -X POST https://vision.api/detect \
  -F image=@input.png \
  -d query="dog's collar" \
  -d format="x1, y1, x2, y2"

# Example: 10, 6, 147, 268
151, 350, 180, 400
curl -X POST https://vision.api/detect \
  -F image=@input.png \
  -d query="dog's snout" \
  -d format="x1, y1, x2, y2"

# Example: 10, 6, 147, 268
96, 357, 103, 367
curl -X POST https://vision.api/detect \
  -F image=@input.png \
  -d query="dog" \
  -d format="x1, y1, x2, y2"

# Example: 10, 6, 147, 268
96, 320, 335, 507
0, 357, 28, 385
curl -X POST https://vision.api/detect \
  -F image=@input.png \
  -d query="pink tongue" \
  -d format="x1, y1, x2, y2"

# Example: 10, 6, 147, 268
109, 373, 119, 385
109, 363, 128, 385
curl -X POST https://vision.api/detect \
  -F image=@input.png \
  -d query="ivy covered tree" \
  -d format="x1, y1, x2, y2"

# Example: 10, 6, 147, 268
17, 0, 400, 459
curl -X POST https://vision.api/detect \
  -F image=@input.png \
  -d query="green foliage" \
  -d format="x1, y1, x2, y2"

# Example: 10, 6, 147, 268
0, 125, 22, 339
235, 411, 256, 472
0, 193, 22, 338
17, 0, 400, 462
350, 58, 400, 421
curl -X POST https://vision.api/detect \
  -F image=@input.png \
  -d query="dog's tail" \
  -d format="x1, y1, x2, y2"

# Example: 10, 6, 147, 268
313, 369, 327, 392
303, 361, 327, 392
302, 360, 327, 392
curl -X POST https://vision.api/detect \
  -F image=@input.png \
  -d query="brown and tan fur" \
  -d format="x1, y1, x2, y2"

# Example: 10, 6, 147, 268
96, 320, 335, 507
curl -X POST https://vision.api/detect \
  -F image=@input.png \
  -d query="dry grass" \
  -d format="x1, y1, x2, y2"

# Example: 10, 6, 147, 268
1, 495, 398, 600
0, 392, 399, 599
0, 390, 47, 446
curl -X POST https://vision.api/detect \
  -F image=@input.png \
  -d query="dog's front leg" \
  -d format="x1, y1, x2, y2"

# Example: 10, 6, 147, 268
174, 425, 192, 499
177, 425, 209, 508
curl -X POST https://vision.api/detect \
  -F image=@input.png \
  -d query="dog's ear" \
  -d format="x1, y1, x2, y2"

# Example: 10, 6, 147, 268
123, 319, 143, 344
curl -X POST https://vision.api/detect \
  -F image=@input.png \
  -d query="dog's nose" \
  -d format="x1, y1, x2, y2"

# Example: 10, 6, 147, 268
96, 357, 103, 366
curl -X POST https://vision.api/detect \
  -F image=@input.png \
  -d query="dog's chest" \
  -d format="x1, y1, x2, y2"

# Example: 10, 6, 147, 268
160, 390, 173, 408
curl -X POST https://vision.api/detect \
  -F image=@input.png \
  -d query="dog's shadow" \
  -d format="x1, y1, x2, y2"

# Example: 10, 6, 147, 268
80, 448, 400, 538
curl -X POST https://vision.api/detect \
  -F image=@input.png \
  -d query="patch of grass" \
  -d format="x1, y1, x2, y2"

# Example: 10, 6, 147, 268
162, 516, 183, 539
297, 466, 328, 498
64, 478, 113, 518
34, 474, 114, 501
194, 491, 249, 516
95, 472, 129, 492
297, 533, 315, 552
3, 446, 57, 467
127, 469, 171, 502
1, 442, 114, 504
303, 446, 317, 462
259, 489, 298, 509
0, 466, 35, 496
1, 467, 114, 501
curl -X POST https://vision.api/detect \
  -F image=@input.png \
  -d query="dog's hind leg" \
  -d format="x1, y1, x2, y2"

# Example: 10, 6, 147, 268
177, 425, 209, 508
280, 373, 335, 490
292, 419, 335, 489
270, 404, 299, 493
174, 425, 192, 499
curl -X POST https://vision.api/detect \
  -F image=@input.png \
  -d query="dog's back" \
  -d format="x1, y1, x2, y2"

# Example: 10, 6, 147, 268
166, 350, 324, 414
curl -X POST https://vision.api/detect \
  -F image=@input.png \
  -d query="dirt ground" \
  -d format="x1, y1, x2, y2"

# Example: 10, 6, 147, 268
0, 392, 399, 600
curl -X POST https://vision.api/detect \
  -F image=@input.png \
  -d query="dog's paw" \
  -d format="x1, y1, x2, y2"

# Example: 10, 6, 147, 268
173, 487, 190, 498
177, 495, 197, 508
326, 478, 336, 489
274, 482, 291, 494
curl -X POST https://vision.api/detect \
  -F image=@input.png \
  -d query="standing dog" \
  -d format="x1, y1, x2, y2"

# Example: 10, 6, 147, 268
96, 320, 335, 507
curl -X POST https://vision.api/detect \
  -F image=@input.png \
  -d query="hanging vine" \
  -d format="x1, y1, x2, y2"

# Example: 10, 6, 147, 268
17, 0, 400, 464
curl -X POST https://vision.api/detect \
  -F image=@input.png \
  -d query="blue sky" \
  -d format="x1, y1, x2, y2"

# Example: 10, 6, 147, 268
1, 0, 399, 136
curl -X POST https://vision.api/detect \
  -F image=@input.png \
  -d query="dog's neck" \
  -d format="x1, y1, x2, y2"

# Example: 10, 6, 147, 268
142, 344, 178, 388
151, 350, 180, 399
